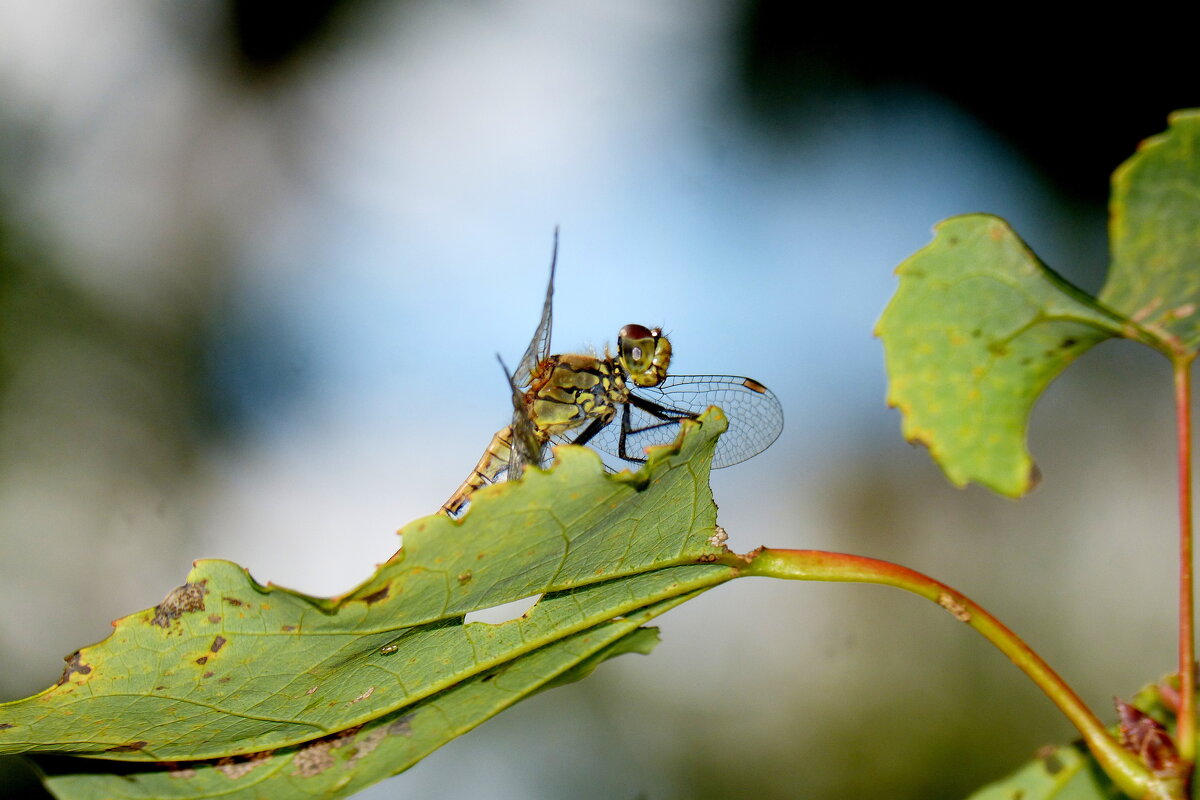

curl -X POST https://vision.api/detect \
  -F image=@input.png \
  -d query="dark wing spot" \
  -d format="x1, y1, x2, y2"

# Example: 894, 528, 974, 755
741, 378, 768, 394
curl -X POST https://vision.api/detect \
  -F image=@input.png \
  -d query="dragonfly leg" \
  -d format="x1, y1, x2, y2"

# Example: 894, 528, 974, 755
568, 412, 613, 448
441, 425, 515, 516
626, 392, 694, 422
617, 399, 693, 463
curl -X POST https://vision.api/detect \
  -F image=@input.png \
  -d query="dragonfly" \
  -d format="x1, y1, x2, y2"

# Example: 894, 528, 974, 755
440, 233, 784, 517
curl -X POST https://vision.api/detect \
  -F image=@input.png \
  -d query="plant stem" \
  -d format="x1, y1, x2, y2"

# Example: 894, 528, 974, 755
737, 547, 1172, 800
1175, 356, 1196, 768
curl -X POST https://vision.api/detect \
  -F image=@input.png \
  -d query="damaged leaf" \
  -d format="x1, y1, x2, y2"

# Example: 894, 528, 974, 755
877, 214, 1121, 496
1, 410, 739, 800
879, 111, 1200, 496
32, 596, 685, 800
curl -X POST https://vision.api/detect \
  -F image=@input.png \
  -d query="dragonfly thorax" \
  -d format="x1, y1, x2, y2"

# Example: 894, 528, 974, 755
617, 324, 671, 387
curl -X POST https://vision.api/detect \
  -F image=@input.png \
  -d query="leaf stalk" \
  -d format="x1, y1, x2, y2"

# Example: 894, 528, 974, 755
737, 547, 1175, 800
1174, 356, 1196, 774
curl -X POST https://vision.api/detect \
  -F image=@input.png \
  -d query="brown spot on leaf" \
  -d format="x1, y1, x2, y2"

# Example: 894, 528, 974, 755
0, 723, 14, 730
281, 625, 296, 632
219, 676, 231, 683
207, 614, 221, 624
154, 686, 167, 691
106, 741, 148, 753
306, 686, 318, 695
215, 750, 271, 779
388, 716, 414, 737
348, 729, 387, 764
164, 763, 197, 779
152, 581, 208, 628
361, 586, 390, 605
695, 553, 717, 563
210, 635, 227, 653
457, 570, 472, 584
293, 740, 335, 777
224, 597, 245, 607
202, 671, 215, 679
349, 686, 375, 704
332, 726, 362, 746
58, 652, 93, 685
195, 656, 209, 666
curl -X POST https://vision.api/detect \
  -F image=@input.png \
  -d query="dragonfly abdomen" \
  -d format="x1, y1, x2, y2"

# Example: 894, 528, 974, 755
441, 425, 516, 517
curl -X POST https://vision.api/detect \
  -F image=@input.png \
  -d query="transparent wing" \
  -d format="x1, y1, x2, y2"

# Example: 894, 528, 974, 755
579, 375, 784, 470
512, 229, 558, 389
498, 355, 547, 479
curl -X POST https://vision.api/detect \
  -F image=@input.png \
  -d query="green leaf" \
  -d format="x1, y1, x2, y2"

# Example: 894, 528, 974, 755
31, 595, 690, 800
0, 410, 735, 777
1102, 109, 1200, 355
965, 743, 1122, 800
877, 214, 1123, 496
881, 111, 1200, 495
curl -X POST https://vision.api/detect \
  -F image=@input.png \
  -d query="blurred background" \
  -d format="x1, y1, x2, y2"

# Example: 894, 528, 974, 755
0, 2, 1196, 798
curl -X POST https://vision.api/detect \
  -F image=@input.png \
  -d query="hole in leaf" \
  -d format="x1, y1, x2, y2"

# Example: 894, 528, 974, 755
464, 594, 542, 625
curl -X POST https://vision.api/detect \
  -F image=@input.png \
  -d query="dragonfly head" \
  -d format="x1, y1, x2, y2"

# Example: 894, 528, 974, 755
617, 324, 671, 387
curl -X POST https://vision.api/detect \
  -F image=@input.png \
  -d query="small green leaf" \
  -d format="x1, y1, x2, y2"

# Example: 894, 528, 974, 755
1, 411, 735, 769
1102, 109, 1200, 355
965, 743, 1122, 800
877, 214, 1122, 496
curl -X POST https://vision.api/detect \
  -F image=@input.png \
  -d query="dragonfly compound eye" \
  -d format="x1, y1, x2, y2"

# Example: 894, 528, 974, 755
618, 324, 670, 387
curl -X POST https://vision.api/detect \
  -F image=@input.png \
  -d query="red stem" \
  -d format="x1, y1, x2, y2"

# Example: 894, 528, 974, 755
737, 547, 1173, 798
1175, 356, 1196, 767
